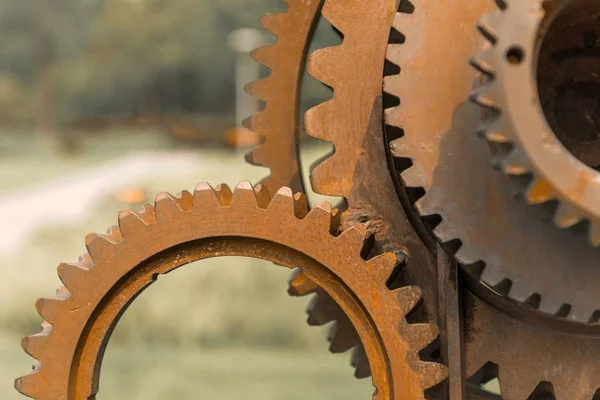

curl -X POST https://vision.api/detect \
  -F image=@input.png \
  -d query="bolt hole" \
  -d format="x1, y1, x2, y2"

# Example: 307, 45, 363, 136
506, 46, 525, 65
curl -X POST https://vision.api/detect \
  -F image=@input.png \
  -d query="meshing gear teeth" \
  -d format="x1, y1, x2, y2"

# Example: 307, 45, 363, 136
244, 0, 323, 193
17, 181, 446, 400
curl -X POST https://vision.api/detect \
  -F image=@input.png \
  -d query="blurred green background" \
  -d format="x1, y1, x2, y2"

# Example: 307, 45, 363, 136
0, 0, 370, 398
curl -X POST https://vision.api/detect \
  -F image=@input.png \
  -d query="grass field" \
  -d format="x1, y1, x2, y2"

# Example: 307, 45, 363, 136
0, 132, 368, 398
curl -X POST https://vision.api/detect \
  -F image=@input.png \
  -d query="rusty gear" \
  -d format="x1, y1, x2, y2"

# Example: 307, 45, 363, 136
471, 0, 600, 246
243, 0, 370, 374
385, 0, 600, 323
287, 268, 372, 378
301, 0, 447, 383
244, 0, 323, 193
16, 182, 447, 399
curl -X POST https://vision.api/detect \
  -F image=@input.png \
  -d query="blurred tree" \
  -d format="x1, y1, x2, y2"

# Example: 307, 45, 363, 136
0, 0, 335, 135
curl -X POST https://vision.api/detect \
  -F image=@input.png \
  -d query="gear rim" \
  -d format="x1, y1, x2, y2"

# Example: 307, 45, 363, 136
470, 0, 600, 245
16, 182, 446, 399
385, 0, 600, 324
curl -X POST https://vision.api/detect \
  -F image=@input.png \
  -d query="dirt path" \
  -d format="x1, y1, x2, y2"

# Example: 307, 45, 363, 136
0, 151, 212, 255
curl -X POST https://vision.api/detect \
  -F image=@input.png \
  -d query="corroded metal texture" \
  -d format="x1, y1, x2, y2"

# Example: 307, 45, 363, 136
472, 0, 600, 246
386, 0, 600, 323
16, 182, 446, 399
244, 0, 323, 193
304, 0, 441, 329
464, 289, 600, 400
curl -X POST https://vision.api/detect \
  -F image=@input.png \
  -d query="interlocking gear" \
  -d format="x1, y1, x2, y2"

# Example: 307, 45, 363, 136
16, 182, 446, 399
15, 0, 600, 398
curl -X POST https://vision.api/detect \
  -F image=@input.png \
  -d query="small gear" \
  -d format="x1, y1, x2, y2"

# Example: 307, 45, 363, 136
471, 0, 600, 245
16, 182, 447, 399
385, 0, 600, 323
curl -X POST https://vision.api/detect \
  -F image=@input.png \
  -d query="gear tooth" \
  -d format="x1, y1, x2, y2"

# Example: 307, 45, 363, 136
155, 191, 186, 218
21, 328, 50, 360
258, 12, 286, 34
550, 381, 574, 400
526, 177, 555, 205
15, 369, 40, 398
507, 283, 532, 303
327, 320, 356, 353
479, 117, 510, 143
309, 156, 341, 196
267, 187, 307, 218
306, 293, 331, 326
173, 190, 194, 211
231, 181, 259, 208
118, 208, 152, 238
351, 347, 371, 379
193, 182, 223, 208
470, 46, 496, 75
394, 286, 422, 315
78, 252, 93, 267
588, 220, 600, 247
288, 268, 318, 296
383, 74, 403, 99
338, 224, 368, 249
477, 11, 503, 43
242, 110, 267, 133
57, 262, 88, 290
303, 202, 341, 235
399, 164, 426, 189
480, 265, 509, 287
105, 225, 123, 242
320, 1, 351, 32
453, 244, 479, 265
432, 222, 456, 243
193, 182, 232, 207
35, 297, 64, 325
292, 192, 309, 219
307, 47, 343, 87
470, 82, 498, 110
415, 361, 448, 390
573, 307, 596, 324
304, 100, 335, 141
389, 137, 407, 158
366, 252, 400, 283
138, 204, 157, 221
405, 323, 439, 352
85, 233, 116, 261
245, 77, 272, 102
501, 149, 530, 175
554, 203, 583, 228
250, 45, 276, 68
537, 295, 564, 316
253, 184, 272, 209
384, 104, 404, 130
266, 186, 296, 216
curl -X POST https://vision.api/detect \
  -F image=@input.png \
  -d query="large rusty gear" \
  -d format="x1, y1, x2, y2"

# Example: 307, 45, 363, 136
385, 0, 600, 323
16, 182, 447, 399
243, 0, 323, 193
471, 0, 600, 246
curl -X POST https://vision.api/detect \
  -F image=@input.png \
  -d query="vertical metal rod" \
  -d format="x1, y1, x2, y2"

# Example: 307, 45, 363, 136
437, 243, 465, 400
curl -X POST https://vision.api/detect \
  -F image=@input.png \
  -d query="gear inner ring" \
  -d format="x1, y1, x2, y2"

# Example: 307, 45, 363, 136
537, 0, 600, 169
72, 237, 385, 399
